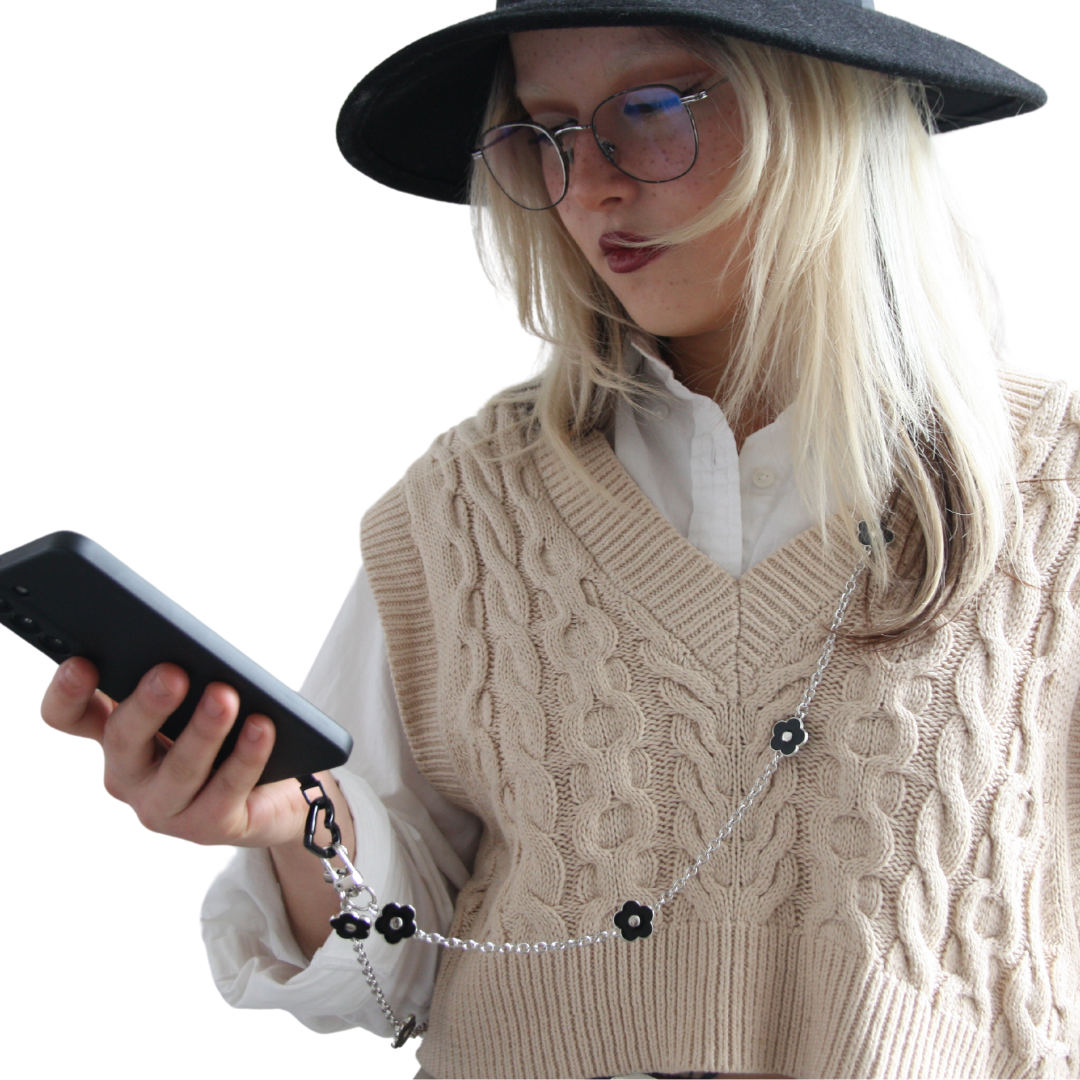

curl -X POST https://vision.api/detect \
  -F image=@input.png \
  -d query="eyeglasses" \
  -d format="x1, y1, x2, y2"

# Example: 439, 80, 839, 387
472, 80, 727, 211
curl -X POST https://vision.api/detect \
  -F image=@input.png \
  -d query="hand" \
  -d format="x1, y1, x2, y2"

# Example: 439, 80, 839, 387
41, 656, 311, 848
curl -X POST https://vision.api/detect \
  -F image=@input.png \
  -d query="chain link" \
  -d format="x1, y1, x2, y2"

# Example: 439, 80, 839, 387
414, 928, 620, 953
655, 750, 782, 909
791, 561, 864, 724
351, 938, 427, 1042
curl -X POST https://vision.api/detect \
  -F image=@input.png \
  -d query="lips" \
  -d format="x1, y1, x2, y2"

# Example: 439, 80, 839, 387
599, 232, 665, 274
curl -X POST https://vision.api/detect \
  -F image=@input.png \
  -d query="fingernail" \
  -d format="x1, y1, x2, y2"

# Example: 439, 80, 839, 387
150, 670, 173, 698
244, 718, 264, 742
203, 694, 225, 719
59, 662, 83, 691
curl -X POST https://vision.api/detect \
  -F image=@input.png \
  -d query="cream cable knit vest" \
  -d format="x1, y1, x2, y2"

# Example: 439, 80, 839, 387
361, 371, 1080, 1079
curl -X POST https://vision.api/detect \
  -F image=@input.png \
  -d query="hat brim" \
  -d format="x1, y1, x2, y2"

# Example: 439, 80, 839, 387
337, 0, 1047, 204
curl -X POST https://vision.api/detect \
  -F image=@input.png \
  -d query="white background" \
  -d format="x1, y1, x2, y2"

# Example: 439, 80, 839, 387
0, 2, 1074, 1078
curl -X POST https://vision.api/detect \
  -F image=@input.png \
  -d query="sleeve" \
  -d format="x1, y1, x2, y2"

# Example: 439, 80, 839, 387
200, 568, 483, 1034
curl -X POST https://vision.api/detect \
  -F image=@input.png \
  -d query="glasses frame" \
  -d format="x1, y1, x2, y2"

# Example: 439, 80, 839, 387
473, 79, 729, 211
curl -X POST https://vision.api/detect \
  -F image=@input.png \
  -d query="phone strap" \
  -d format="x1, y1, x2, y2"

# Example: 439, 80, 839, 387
298, 775, 422, 1048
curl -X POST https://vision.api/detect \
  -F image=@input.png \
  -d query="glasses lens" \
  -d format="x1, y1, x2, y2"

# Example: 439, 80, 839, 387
593, 86, 697, 182
478, 123, 565, 210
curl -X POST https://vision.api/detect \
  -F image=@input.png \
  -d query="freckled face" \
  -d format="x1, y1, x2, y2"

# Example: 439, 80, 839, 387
509, 27, 747, 343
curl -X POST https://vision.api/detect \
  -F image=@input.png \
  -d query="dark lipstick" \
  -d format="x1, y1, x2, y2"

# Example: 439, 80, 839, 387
599, 232, 665, 274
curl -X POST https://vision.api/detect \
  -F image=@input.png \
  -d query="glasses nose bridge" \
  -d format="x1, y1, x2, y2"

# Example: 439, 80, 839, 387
551, 120, 590, 152
552, 119, 614, 171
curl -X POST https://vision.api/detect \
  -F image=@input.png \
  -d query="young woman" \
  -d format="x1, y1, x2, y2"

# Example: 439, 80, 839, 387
39, 2, 1076, 1077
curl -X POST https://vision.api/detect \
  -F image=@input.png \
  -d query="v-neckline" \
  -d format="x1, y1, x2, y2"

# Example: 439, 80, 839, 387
531, 426, 860, 676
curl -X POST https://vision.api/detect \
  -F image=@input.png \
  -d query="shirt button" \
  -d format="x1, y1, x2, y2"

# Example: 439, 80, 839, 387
751, 467, 775, 489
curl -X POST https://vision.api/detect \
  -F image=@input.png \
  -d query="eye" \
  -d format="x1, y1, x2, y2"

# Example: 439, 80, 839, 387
610, 84, 696, 129
622, 97, 679, 120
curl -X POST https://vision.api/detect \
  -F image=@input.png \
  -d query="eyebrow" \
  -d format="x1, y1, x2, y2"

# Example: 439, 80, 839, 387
607, 43, 698, 78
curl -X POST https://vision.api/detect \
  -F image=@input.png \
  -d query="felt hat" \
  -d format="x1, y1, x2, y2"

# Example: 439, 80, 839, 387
337, 0, 1046, 204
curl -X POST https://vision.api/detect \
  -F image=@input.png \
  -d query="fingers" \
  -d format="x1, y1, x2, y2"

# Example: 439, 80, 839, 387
46, 658, 295, 847
205, 713, 275, 802
122, 684, 280, 846
101, 663, 190, 797
41, 657, 114, 742
151, 682, 247, 817
188, 714, 282, 842
154, 711, 288, 846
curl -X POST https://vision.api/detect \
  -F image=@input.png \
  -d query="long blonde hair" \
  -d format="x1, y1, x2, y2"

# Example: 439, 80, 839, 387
470, 30, 1019, 638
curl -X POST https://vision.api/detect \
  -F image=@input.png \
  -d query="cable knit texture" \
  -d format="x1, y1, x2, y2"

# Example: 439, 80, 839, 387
361, 371, 1080, 1079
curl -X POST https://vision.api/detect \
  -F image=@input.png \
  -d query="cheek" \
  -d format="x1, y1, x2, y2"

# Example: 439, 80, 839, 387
692, 102, 743, 201
553, 204, 593, 258
644, 128, 743, 228
669, 173, 728, 222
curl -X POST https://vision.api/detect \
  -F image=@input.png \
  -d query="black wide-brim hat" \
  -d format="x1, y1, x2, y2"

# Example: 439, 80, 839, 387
337, 0, 1046, 204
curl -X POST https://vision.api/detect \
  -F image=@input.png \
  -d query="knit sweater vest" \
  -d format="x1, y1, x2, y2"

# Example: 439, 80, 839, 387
361, 371, 1080, 1080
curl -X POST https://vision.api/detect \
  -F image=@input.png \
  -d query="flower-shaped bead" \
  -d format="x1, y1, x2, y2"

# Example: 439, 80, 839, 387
858, 520, 895, 548
771, 716, 807, 756
330, 912, 371, 940
375, 903, 417, 945
613, 900, 653, 941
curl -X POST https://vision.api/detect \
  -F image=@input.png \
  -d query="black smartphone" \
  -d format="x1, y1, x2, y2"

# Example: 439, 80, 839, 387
0, 531, 353, 784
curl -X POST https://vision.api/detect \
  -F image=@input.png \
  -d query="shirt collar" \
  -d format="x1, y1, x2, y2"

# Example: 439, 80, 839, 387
630, 343, 793, 443
631, 344, 709, 408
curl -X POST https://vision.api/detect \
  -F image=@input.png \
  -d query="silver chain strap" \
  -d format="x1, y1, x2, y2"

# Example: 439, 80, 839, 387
352, 937, 424, 1045
302, 549, 870, 1044
415, 926, 620, 952
309, 838, 428, 1046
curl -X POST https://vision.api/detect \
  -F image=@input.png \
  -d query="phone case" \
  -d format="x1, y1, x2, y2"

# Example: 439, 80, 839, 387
0, 531, 353, 783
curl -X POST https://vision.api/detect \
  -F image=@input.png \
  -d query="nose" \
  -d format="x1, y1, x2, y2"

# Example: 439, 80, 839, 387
564, 129, 638, 212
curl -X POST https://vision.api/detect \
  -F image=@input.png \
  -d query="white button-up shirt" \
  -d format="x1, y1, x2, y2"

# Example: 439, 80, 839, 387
615, 350, 816, 576
200, 351, 822, 1034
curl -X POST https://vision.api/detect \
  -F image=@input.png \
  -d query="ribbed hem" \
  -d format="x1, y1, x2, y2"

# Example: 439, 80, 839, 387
418, 925, 1031, 1079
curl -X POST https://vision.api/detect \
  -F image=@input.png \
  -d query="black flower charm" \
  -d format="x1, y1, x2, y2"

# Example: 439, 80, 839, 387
613, 900, 654, 941
771, 716, 808, 756
375, 903, 417, 945
329, 912, 371, 940
857, 520, 895, 548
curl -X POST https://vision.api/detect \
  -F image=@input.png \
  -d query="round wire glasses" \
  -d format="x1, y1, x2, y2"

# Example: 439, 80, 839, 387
472, 80, 727, 211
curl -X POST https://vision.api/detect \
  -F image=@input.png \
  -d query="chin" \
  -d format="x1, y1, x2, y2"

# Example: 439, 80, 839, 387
624, 311, 719, 341
617, 289, 743, 343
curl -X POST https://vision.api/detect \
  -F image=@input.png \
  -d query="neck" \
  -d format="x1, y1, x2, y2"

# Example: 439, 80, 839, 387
663, 324, 771, 452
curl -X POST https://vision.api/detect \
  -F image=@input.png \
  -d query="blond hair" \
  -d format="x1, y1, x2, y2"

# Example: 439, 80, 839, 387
470, 32, 1019, 637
